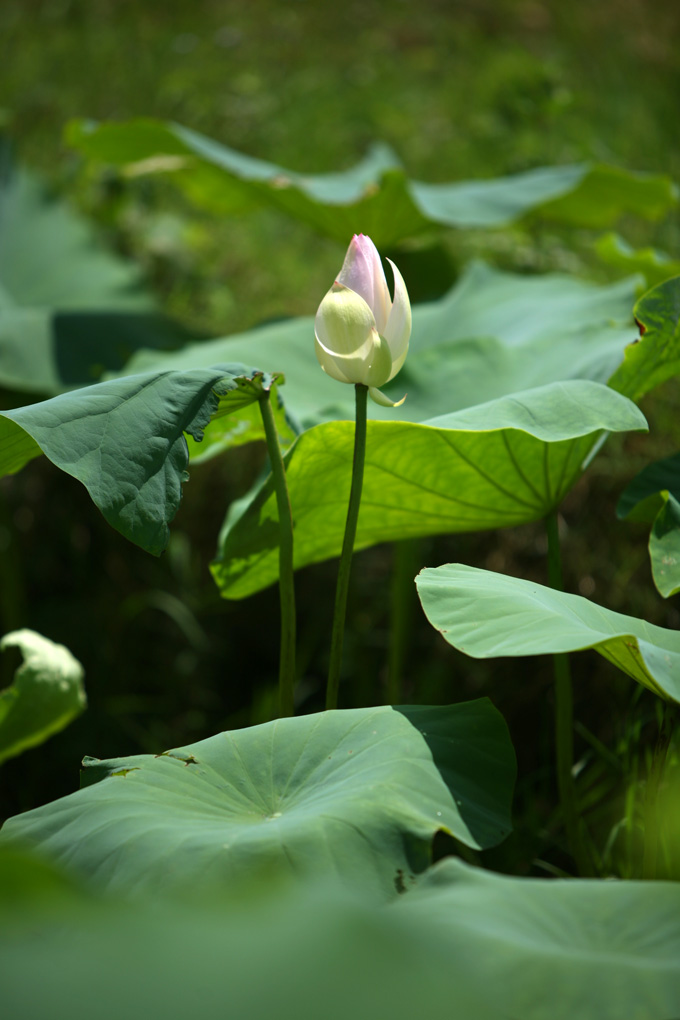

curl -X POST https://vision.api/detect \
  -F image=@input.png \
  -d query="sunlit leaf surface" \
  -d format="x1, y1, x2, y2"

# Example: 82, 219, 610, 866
417, 564, 680, 700
213, 381, 645, 599
127, 262, 639, 428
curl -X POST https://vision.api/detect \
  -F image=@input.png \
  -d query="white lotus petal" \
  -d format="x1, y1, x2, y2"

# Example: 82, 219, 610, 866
315, 327, 384, 385
314, 337, 354, 383
337, 234, 390, 334
369, 386, 407, 407
386, 342, 409, 383
314, 283, 376, 357
363, 333, 394, 388
383, 259, 412, 364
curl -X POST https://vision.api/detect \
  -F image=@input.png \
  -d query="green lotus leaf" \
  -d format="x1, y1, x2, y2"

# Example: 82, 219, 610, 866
609, 275, 680, 403
618, 451, 680, 598
0, 702, 515, 898
416, 563, 680, 700
2, 849, 680, 1020
213, 381, 645, 599
126, 262, 638, 429
0, 365, 285, 555
396, 858, 680, 1020
0, 630, 86, 765
67, 118, 677, 245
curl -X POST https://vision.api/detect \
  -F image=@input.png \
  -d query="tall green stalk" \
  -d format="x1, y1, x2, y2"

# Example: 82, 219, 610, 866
545, 510, 593, 876
259, 388, 296, 717
326, 383, 368, 711
642, 701, 676, 880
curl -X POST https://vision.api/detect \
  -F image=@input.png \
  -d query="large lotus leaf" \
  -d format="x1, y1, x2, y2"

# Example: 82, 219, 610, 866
0, 162, 190, 394
0, 702, 516, 898
416, 563, 680, 701
0, 365, 285, 555
67, 119, 677, 245
618, 451, 680, 598
67, 119, 426, 247
596, 233, 680, 291
2, 851, 680, 1020
608, 275, 680, 402
126, 262, 638, 428
0, 630, 86, 765
396, 858, 680, 1020
213, 381, 646, 599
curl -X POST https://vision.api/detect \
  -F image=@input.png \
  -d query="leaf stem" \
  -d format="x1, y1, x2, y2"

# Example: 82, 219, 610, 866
545, 510, 593, 876
326, 383, 368, 710
259, 388, 296, 717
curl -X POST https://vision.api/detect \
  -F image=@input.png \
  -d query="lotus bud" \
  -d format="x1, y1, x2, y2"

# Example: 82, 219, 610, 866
314, 234, 411, 407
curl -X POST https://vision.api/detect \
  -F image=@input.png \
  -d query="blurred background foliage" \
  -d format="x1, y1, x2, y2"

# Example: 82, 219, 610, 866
0, 0, 679, 878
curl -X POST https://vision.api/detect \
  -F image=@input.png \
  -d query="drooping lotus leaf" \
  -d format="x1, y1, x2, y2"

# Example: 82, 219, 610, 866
618, 451, 680, 598
213, 381, 646, 599
0, 160, 191, 393
67, 118, 678, 246
0, 702, 516, 898
0, 630, 86, 765
0, 365, 287, 555
416, 563, 680, 701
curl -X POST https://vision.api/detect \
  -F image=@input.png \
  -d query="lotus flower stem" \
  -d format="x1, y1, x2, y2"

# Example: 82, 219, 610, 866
259, 388, 296, 717
545, 509, 594, 877
326, 383, 368, 710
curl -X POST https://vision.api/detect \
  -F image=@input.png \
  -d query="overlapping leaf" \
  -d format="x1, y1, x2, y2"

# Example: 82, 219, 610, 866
213, 381, 645, 599
416, 564, 680, 701
0, 161, 190, 393
608, 275, 680, 402
618, 451, 680, 597
67, 119, 677, 246
0, 702, 515, 898
127, 262, 639, 428
396, 858, 680, 1020
0, 631, 86, 765
0, 365, 286, 555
